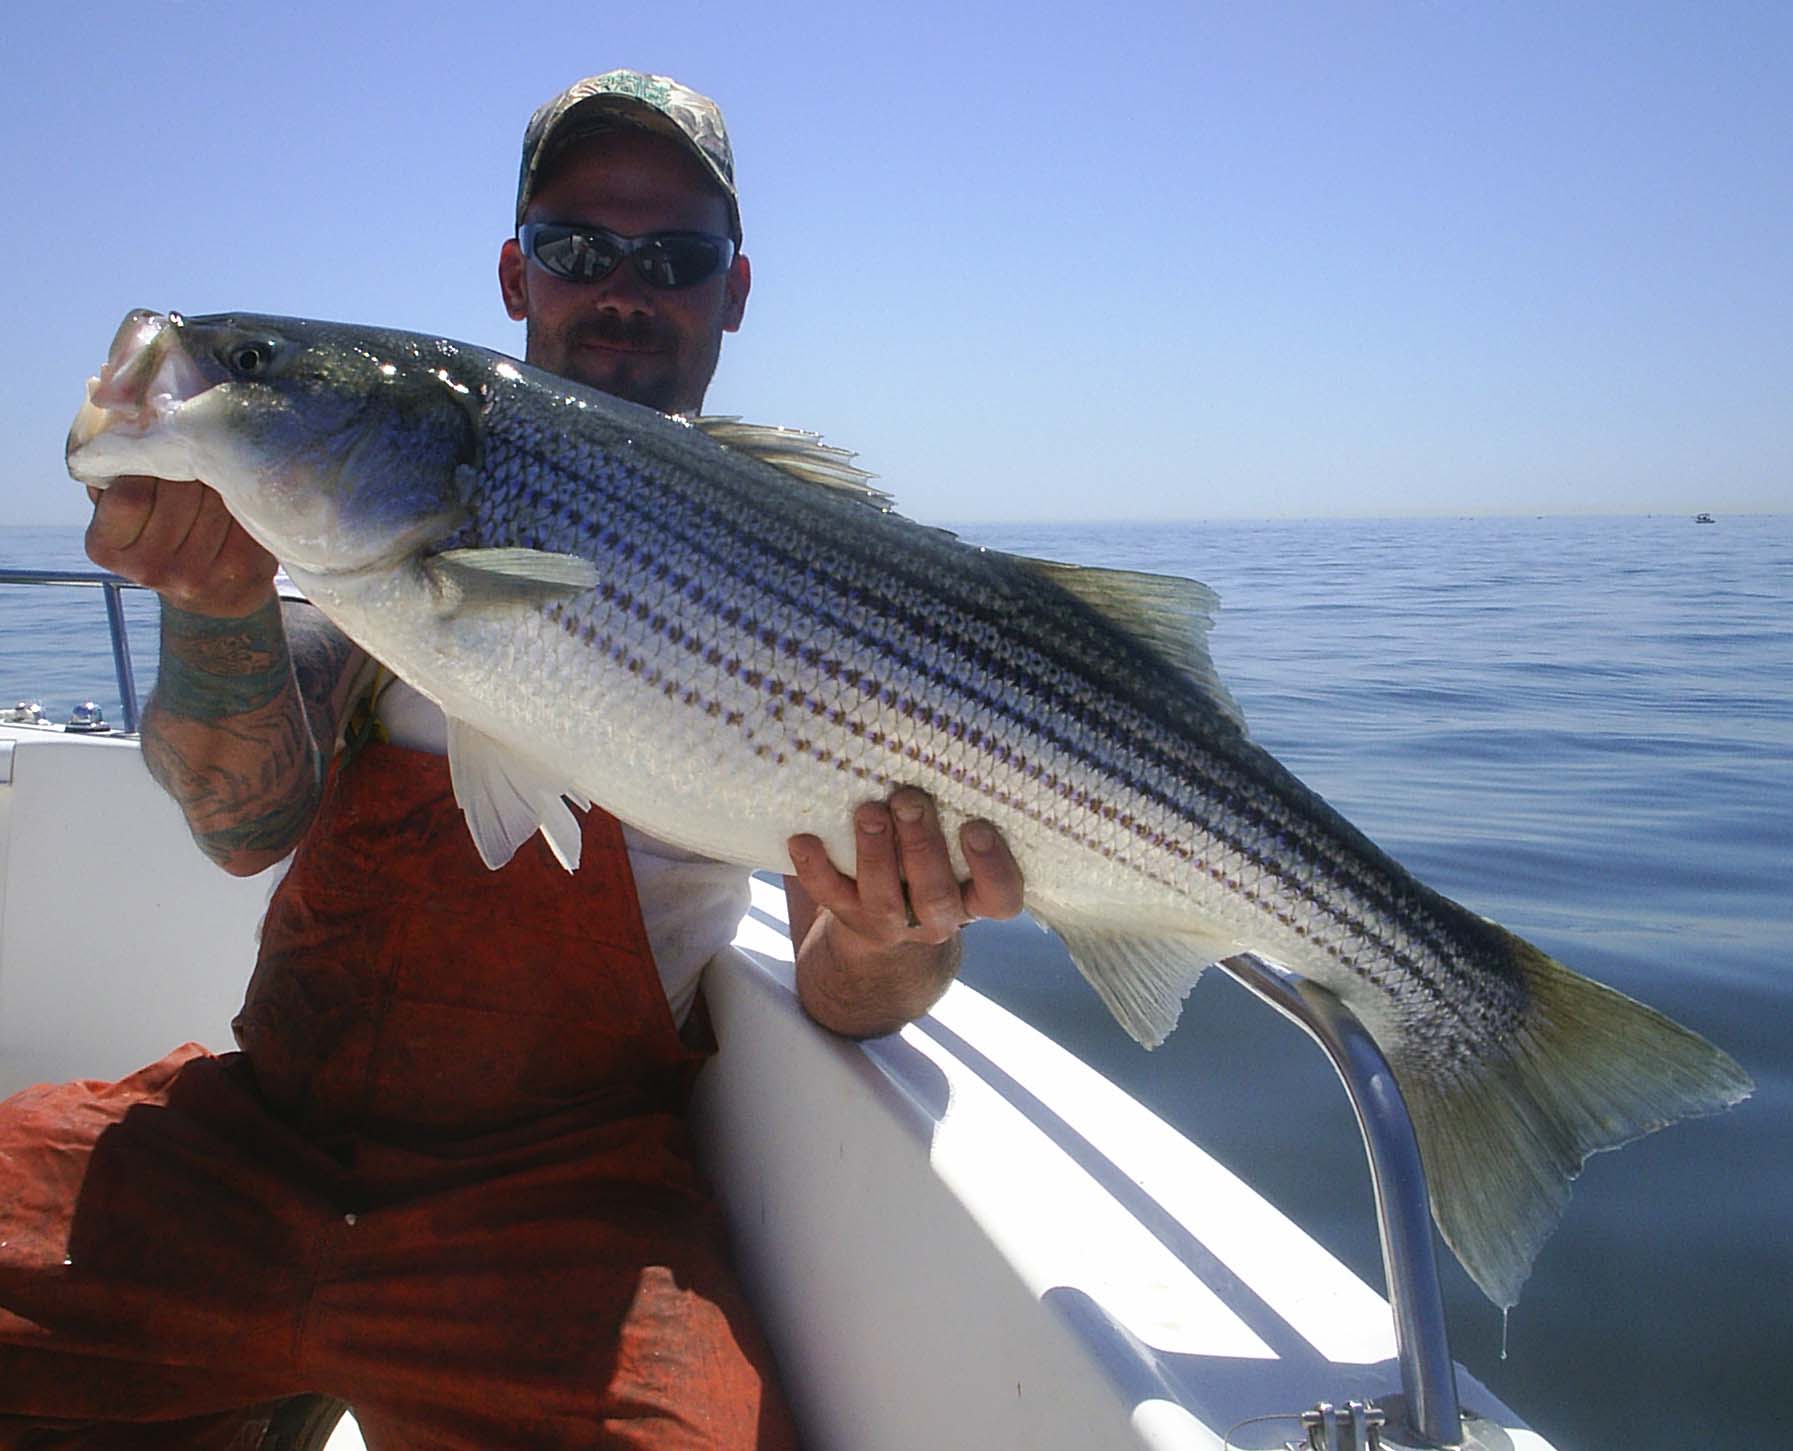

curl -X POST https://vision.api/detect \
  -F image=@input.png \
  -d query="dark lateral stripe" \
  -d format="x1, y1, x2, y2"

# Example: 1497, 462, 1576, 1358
546, 595, 1378, 960
497, 435, 1269, 835
487, 435, 1496, 1026
507, 438, 1481, 1021
566, 588, 1477, 1033
546, 563, 1487, 1036
646, 445, 1439, 935
550, 545, 1461, 1020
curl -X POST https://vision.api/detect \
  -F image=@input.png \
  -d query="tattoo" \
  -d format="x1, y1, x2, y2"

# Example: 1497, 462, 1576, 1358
141, 686, 323, 867
143, 598, 360, 869
188, 780, 328, 866
156, 598, 293, 719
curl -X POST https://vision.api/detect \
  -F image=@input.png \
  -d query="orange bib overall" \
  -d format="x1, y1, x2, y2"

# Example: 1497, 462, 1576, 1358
0, 743, 798, 1450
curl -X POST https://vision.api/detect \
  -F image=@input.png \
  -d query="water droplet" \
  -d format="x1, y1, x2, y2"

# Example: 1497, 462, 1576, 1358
1500, 1306, 1511, 1361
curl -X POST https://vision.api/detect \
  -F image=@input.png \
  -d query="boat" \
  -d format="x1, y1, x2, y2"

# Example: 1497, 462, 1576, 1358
1694, 513, 1716, 524
0, 566, 1554, 1450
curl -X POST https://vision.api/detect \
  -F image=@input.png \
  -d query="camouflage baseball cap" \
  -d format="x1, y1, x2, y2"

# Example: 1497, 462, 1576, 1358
516, 70, 740, 242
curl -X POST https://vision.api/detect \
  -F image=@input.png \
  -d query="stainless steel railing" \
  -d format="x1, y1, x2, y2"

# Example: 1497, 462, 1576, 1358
0, 566, 146, 733
1220, 952, 1465, 1449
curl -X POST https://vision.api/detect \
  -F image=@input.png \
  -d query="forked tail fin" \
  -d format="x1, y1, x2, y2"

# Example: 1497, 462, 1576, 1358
1402, 929, 1753, 1307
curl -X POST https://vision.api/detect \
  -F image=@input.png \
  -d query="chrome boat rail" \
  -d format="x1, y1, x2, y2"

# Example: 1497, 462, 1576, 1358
0, 566, 146, 734
1221, 952, 1464, 1450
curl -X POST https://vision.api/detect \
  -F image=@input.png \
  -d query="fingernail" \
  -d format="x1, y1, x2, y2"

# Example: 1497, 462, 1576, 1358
787, 840, 810, 867
965, 822, 995, 854
858, 811, 888, 835
891, 799, 924, 824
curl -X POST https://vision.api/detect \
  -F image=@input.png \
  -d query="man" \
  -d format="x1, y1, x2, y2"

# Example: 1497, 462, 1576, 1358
0, 71, 1022, 1448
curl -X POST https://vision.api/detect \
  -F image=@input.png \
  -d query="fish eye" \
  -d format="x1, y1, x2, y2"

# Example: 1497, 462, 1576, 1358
224, 341, 276, 377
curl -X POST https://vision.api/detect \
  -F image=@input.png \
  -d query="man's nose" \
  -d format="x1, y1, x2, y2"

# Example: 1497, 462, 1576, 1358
586, 258, 654, 311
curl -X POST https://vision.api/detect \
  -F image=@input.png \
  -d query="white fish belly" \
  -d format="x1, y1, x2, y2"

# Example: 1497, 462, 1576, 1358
310, 563, 1234, 938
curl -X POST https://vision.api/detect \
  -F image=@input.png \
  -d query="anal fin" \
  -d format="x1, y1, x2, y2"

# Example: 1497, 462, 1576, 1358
1038, 914, 1232, 1049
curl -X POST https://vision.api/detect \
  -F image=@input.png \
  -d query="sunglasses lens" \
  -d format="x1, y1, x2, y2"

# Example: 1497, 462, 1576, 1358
522, 226, 733, 289
635, 236, 730, 289
529, 226, 624, 282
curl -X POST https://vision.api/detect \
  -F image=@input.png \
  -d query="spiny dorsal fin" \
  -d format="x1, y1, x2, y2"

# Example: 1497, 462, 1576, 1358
687, 415, 892, 508
1015, 557, 1248, 733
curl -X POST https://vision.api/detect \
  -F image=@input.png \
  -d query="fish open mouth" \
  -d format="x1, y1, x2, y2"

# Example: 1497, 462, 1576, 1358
66, 310, 214, 485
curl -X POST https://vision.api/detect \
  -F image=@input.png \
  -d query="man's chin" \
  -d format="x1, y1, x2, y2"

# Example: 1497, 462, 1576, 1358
561, 349, 680, 413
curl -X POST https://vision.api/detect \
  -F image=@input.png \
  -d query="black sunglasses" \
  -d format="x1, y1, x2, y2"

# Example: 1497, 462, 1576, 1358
517, 222, 736, 290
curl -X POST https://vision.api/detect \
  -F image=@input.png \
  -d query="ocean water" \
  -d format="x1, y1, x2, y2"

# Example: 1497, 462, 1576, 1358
0, 526, 163, 730
2, 515, 1788, 1448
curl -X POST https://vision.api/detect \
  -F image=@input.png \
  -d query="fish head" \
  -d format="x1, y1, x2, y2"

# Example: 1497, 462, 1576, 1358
68, 310, 481, 575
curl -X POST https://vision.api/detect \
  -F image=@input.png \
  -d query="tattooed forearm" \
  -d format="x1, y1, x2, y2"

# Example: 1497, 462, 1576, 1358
142, 691, 312, 816
155, 598, 293, 719
142, 688, 324, 870
141, 597, 334, 874
189, 793, 325, 865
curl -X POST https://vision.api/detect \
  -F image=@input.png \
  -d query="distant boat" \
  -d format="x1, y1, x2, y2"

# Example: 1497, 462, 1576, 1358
1695, 512, 1716, 523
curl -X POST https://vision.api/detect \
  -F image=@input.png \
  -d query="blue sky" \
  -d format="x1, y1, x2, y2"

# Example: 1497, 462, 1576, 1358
4, 0, 1787, 525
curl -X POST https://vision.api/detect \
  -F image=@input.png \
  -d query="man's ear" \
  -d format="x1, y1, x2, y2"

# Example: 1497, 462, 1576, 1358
722, 252, 751, 334
499, 238, 530, 321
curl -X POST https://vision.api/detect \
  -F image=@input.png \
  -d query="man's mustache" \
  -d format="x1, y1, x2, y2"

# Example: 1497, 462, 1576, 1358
566, 312, 672, 350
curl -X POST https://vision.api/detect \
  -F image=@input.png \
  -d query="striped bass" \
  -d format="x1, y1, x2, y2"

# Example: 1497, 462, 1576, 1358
68, 308, 1751, 1309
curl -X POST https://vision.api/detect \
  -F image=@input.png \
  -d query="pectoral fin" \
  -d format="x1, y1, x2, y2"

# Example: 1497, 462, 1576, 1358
424, 548, 599, 617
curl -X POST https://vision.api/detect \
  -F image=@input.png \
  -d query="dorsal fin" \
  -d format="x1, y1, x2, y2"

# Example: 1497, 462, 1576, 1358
1014, 556, 1248, 733
687, 415, 892, 508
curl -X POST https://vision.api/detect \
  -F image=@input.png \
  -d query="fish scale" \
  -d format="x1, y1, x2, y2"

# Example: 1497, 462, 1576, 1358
66, 309, 1751, 1311
471, 410, 1549, 1074
476, 382, 1526, 1054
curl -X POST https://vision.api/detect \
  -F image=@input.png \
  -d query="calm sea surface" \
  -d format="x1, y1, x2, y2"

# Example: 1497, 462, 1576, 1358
2, 515, 1789, 1448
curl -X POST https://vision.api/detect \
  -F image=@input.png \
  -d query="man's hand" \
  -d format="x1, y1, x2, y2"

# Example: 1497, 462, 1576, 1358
785, 787, 1024, 1038
85, 476, 277, 618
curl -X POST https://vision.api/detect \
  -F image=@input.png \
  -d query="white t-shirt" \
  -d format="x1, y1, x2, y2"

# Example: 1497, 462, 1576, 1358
374, 677, 752, 1026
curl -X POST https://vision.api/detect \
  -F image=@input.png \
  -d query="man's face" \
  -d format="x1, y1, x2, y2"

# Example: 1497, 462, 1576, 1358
499, 129, 749, 414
